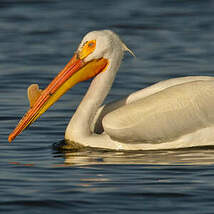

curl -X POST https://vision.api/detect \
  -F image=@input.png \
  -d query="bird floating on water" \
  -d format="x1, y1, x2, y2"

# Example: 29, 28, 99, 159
8, 30, 214, 150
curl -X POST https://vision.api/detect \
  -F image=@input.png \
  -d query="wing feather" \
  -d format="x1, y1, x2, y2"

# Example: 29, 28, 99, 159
91, 76, 214, 133
103, 80, 214, 144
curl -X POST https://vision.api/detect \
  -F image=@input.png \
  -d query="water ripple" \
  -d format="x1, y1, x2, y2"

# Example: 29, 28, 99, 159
1, 0, 214, 213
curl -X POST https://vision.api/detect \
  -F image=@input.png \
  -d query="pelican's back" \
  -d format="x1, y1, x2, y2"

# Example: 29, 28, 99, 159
103, 80, 214, 144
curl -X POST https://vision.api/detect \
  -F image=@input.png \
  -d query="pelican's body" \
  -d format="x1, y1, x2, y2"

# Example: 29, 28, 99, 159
66, 75, 214, 150
9, 30, 214, 150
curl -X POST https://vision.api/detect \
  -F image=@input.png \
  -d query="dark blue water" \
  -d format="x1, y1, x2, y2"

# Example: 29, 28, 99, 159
1, 0, 214, 213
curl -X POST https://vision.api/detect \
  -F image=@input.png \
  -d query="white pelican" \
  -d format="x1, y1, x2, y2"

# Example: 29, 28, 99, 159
8, 30, 214, 150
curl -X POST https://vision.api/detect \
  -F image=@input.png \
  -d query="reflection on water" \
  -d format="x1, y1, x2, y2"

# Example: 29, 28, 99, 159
56, 147, 214, 166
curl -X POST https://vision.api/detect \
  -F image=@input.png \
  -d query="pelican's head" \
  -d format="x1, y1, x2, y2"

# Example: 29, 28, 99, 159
8, 30, 132, 142
77, 30, 132, 63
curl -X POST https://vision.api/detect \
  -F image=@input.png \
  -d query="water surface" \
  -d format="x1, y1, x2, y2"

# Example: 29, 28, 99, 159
1, 0, 214, 213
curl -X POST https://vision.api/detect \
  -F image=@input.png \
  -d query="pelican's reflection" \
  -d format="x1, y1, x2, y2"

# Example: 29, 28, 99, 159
56, 146, 214, 166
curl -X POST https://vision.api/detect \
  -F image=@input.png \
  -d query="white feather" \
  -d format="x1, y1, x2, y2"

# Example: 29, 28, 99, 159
65, 30, 214, 150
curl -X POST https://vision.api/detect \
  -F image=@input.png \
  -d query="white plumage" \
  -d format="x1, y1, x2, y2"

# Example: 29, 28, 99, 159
64, 30, 214, 150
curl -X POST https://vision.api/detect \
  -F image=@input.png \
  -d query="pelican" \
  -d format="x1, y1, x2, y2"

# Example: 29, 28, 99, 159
8, 30, 214, 150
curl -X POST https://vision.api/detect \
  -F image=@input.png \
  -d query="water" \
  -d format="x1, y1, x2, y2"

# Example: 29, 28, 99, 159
1, 0, 214, 213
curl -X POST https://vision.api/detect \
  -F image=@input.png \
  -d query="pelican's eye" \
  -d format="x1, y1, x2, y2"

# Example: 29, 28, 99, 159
79, 40, 96, 60
88, 41, 95, 48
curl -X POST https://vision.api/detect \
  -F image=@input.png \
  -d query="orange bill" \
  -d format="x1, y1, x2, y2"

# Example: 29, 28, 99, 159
8, 52, 108, 143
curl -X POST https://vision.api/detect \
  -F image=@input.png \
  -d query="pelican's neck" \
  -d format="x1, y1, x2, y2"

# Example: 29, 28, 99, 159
65, 53, 123, 141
